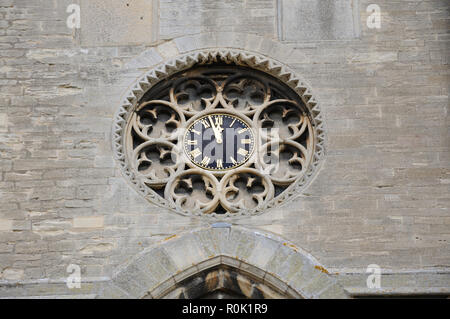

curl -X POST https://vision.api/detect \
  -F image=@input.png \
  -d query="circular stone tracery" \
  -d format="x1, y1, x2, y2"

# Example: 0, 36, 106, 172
114, 50, 325, 218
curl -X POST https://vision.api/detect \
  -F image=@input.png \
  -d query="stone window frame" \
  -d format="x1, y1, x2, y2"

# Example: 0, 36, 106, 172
112, 49, 325, 219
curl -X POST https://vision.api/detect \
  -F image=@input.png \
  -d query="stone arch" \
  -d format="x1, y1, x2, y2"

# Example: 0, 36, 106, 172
100, 226, 348, 299
155, 262, 299, 299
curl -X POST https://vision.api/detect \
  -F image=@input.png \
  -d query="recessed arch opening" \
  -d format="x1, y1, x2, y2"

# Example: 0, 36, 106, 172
103, 227, 348, 299
147, 262, 299, 299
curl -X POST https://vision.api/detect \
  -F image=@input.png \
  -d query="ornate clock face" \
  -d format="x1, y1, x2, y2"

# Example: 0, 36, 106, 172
184, 113, 255, 171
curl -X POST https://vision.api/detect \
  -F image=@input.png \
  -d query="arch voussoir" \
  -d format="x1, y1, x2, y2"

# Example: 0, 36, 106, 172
101, 226, 348, 299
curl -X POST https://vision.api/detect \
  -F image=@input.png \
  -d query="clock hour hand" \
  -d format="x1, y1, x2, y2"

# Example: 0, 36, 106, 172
208, 116, 223, 144
215, 116, 224, 133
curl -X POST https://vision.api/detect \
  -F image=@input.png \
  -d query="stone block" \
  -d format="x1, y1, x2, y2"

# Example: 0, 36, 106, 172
222, 228, 257, 260
246, 235, 280, 271
98, 282, 132, 299
0, 243, 13, 253
265, 244, 295, 277
134, 247, 177, 287
211, 228, 230, 255
124, 48, 163, 70
15, 241, 47, 254
80, 0, 157, 47
157, 41, 179, 59
72, 216, 104, 229
0, 113, 7, 132
112, 264, 153, 298
1, 268, 24, 281
279, 0, 360, 41
299, 272, 334, 298
162, 233, 208, 270
192, 229, 222, 258
159, 0, 276, 39
317, 283, 348, 299
9, 220, 32, 231
0, 219, 13, 231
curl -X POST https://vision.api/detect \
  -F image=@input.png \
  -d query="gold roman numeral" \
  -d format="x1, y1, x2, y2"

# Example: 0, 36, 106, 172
241, 139, 251, 144
200, 119, 210, 128
238, 128, 248, 134
229, 118, 237, 127
215, 115, 223, 126
187, 140, 197, 145
191, 128, 201, 135
230, 156, 237, 165
216, 159, 223, 169
201, 156, 211, 166
190, 148, 201, 158
237, 148, 248, 156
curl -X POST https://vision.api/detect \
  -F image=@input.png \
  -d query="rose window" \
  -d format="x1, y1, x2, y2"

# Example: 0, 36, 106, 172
115, 52, 324, 218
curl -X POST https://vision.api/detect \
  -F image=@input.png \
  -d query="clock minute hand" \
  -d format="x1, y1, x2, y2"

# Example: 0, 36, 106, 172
208, 116, 223, 144
215, 118, 224, 133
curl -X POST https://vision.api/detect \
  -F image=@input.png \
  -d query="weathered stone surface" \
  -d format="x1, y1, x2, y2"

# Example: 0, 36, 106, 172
133, 247, 177, 286
161, 234, 208, 271
80, 0, 157, 46
112, 264, 153, 298
159, 0, 276, 40
0, 219, 13, 232
98, 282, 132, 299
0, 0, 448, 299
279, 0, 360, 41
101, 227, 344, 298
72, 216, 104, 229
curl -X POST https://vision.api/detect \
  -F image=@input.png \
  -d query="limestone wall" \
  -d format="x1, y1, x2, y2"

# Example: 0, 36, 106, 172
0, 0, 448, 297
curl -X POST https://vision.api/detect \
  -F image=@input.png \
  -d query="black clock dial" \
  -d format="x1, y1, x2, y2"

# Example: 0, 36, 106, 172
184, 113, 255, 171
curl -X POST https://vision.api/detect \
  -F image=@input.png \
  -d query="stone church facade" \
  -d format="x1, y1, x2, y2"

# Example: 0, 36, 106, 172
0, 0, 449, 298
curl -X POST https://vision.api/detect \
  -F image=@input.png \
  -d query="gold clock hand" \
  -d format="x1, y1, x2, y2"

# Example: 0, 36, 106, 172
215, 116, 224, 133
208, 116, 222, 143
